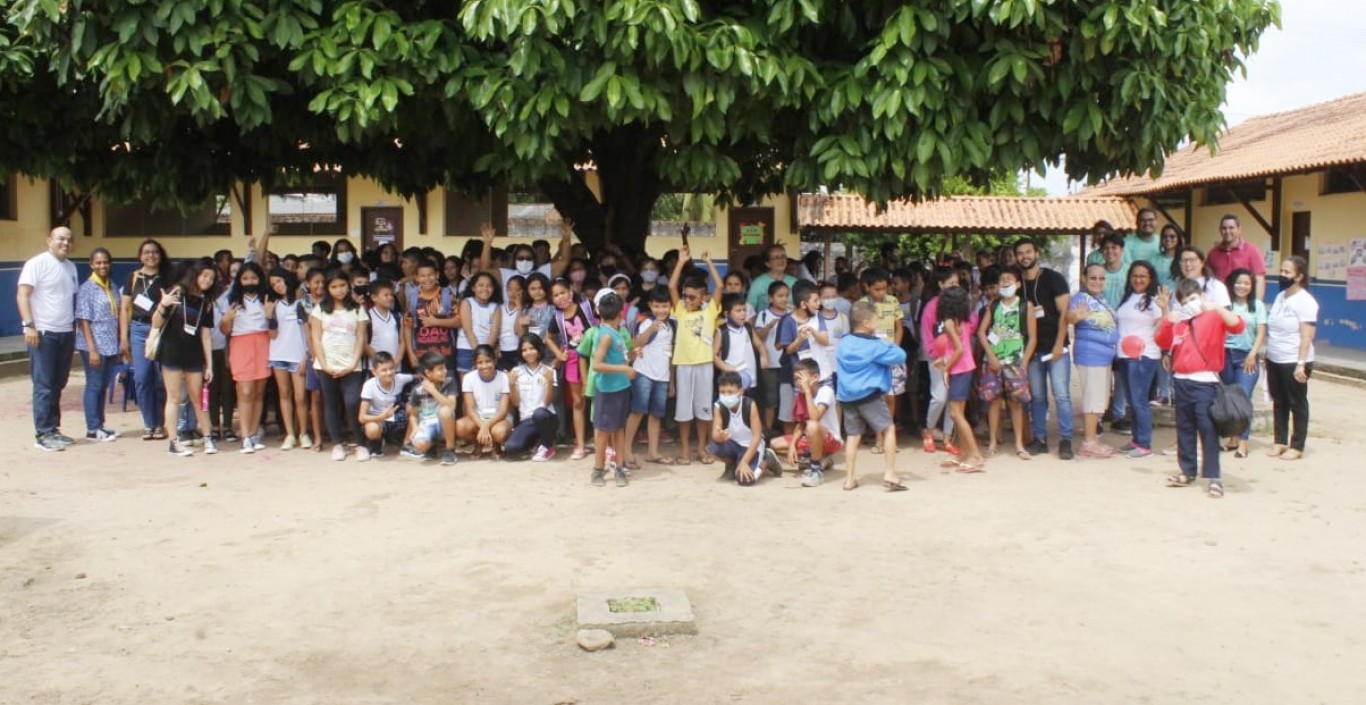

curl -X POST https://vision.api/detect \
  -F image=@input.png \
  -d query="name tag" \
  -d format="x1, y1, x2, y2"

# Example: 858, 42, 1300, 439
134, 294, 154, 311
987, 332, 1001, 346
1034, 307, 1045, 319
183, 322, 198, 336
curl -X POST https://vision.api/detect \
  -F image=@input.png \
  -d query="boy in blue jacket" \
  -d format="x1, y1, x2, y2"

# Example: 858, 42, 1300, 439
836, 301, 909, 492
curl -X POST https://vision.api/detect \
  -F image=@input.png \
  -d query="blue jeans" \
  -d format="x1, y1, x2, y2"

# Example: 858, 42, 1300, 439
1155, 364, 1173, 401
1174, 378, 1221, 480
1119, 357, 1160, 450
29, 331, 74, 436
1221, 349, 1259, 441
80, 350, 119, 432
1027, 354, 1074, 443
1109, 359, 1129, 420
129, 321, 166, 429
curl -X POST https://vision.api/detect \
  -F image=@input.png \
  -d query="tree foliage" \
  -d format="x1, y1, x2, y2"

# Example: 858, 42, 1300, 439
0, 0, 1279, 250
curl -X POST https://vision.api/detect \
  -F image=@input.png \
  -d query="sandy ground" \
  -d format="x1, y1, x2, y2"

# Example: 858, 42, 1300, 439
2, 371, 1365, 705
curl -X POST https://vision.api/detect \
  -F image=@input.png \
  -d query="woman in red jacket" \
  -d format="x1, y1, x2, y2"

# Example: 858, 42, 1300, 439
1155, 279, 1246, 498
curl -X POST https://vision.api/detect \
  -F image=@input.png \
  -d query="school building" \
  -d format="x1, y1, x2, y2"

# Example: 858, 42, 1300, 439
1085, 91, 1366, 352
0, 172, 804, 334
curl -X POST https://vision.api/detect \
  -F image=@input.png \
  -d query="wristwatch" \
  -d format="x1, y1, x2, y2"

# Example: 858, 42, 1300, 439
21, 321, 34, 329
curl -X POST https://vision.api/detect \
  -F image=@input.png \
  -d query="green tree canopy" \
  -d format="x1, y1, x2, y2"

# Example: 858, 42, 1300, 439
0, 0, 1279, 251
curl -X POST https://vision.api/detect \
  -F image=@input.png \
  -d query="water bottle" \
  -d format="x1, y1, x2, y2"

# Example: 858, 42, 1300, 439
201, 385, 210, 412
605, 446, 617, 473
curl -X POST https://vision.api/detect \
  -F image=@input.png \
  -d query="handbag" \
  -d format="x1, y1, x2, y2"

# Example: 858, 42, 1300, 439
1187, 317, 1253, 437
143, 305, 171, 361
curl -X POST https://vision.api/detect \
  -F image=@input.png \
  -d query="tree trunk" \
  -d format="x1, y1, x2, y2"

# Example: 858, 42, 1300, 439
539, 124, 663, 257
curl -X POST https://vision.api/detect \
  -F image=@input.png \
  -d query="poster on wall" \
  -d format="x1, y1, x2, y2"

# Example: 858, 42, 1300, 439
1316, 243, 1348, 281
1348, 239, 1366, 301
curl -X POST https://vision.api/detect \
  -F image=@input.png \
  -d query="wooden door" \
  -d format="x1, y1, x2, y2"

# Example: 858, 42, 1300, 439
1291, 211, 1311, 261
727, 206, 775, 276
362, 206, 403, 252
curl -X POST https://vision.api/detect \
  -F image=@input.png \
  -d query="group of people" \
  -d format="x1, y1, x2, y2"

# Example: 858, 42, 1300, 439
17, 207, 1321, 497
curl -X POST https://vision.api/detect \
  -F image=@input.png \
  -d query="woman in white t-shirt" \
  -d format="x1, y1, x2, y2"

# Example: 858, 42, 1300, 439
309, 270, 370, 462
457, 345, 512, 458
455, 272, 502, 375
1113, 262, 1165, 458
1264, 255, 1318, 461
267, 268, 310, 450
1172, 245, 1231, 307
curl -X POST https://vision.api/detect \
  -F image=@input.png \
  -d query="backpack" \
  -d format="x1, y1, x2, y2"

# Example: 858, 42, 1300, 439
553, 303, 598, 350
717, 397, 761, 441
1188, 318, 1253, 438
992, 296, 1030, 347
406, 286, 454, 323
718, 321, 760, 363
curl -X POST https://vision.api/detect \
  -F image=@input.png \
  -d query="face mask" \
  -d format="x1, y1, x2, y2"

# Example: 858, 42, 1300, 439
1181, 299, 1204, 319
719, 394, 741, 410
337, 251, 354, 265
820, 298, 837, 310
515, 258, 534, 275
570, 270, 587, 284
241, 284, 260, 295
640, 270, 659, 284
601, 266, 619, 278
1278, 275, 1296, 290
999, 284, 1018, 298
353, 285, 370, 296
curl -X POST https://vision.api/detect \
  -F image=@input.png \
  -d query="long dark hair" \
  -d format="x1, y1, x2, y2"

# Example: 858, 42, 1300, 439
136, 238, 171, 282
1159, 224, 1184, 256
176, 259, 216, 298
464, 270, 504, 305
229, 261, 267, 308
269, 267, 300, 305
1171, 245, 1211, 284
1120, 261, 1160, 311
937, 286, 970, 323
1225, 267, 1257, 307
319, 268, 356, 314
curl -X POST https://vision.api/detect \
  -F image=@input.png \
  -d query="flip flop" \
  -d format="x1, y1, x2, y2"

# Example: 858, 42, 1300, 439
843, 479, 859, 491
645, 456, 675, 465
674, 456, 692, 466
698, 453, 716, 465
939, 459, 962, 469
870, 445, 885, 455
569, 448, 589, 461
1015, 450, 1033, 461
883, 480, 908, 492
955, 462, 985, 474
1166, 474, 1194, 488
625, 459, 641, 471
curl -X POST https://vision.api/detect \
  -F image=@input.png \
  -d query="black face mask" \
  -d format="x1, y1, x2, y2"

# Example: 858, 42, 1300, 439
241, 284, 260, 295
1277, 275, 1296, 290
353, 285, 370, 296
600, 266, 619, 278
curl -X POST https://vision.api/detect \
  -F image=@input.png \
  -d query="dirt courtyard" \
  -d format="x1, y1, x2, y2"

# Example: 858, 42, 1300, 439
3, 371, 1364, 705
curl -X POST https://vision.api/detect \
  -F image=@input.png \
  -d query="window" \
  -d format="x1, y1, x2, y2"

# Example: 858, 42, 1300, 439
104, 195, 230, 236
267, 171, 346, 235
651, 193, 716, 237
0, 176, 15, 220
1323, 164, 1366, 195
1202, 180, 1266, 206
445, 186, 508, 237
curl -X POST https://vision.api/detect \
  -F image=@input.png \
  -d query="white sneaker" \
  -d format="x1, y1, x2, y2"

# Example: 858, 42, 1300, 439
240, 439, 255, 454
299, 433, 313, 449
203, 437, 218, 455
281, 435, 297, 451
331, 444, 346, 461
252, 438, 268, 451
356, 446, 371, 462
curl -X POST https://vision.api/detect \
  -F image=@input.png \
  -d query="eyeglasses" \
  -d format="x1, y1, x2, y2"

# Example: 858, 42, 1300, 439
1180, 257, 1202, 263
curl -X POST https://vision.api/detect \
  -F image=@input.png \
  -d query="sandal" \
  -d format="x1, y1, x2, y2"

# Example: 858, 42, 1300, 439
674, 455, 692, 466
142, 428, 156, 441
955, 461, 985, 474
624, 459, 641, 471
1015, 449, 1033, 461
921, 432, 936, 454
843, 479, 859, 491
1280, 449, 1303, 461
883, 479, 908, 492
697, 453, 716, 465
151, 427, 168, 440
1266, 444, 1286, 458
645, 456, 675, 465
1233, 449, 1248, 459
1165, 474, 1194, 488
1207, 481, 1224, 499
569, 447, 588, 461
984, 446, 998, 458
870, 444, 885, 455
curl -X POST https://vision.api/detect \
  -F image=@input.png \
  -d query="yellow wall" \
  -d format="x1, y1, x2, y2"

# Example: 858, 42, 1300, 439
0, 177, 57, 263
6, 173, 802, 263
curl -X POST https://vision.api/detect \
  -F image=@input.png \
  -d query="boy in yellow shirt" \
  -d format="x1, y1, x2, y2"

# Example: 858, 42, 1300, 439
669, 242, 723, 464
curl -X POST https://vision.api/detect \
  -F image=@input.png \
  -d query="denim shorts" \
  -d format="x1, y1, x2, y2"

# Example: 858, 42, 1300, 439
269, 360, 302, 374
593, 388, 631, 432
630, 374, 668, 417
413, 416, 443, 444
948, 371, 974, 401
454, 348, 475, 373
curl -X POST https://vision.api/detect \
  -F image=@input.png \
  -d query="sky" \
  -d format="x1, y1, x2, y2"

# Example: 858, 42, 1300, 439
1038, 0, 1366, 195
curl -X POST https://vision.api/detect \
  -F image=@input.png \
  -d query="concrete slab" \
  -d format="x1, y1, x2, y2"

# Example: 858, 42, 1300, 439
575, 588, 696, 637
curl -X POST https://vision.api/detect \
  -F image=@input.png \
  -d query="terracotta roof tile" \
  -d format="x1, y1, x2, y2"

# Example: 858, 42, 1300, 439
798, 194, 1136, 234
1084, 92, 1366, 196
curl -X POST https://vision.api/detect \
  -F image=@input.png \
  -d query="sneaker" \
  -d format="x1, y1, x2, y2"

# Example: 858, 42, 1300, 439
51, 432, 76, 447
281, 435, 297, 451
1079, 440, 1114, 458
614, 466, 629, 487
1026, 439, 1048, 456
1117, 440, 1138, 452
1151, 395, 1171, 407
203, 437, 218, 455
298, 433, 313, 449
1058, 440, 1074, 461
532, 445, 556, 462
763, 449, 782, 478
400, 443, 423, 460
1127, 446, 1153, 459
331, 444, 346, 461
34, 434, 66, 452
921, 432, 936, 453
801, 464, 824, 487
441, 449, 457, 466
1111, 419, 1133, 435
168, 439, 193, 457
1161, 444, 1180, 457
796, 454, 812, 476
188, 430, 205, 447
252, 438, 268, 452
223, 430, 240, 443
240, 439, 255, 454
86, 428, 119, 442
356, 446, 372, 462
591, 468, 606, 486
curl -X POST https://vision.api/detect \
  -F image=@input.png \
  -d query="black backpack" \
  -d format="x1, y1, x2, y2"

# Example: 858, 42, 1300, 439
1188, 318, 1253, 437
717, 397, 761, 440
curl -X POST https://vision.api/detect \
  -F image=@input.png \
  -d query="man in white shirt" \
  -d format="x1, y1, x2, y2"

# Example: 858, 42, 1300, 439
17, 227, 80, 451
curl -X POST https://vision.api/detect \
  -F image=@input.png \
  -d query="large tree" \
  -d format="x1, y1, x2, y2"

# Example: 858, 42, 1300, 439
1, 0, 1279, 251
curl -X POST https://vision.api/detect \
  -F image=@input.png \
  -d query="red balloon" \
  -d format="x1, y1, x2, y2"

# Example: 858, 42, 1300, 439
1121, 335, 1145, 359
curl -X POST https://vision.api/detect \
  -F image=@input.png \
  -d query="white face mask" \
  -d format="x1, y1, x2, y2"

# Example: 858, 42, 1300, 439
1181, 298, 1204, 319
640, 270, 660, 284
999, 284, 1018, 298
719, 393, 741, 410
515, 259, 534, 275
336, 251, 354, 265
820, 298, 837, 310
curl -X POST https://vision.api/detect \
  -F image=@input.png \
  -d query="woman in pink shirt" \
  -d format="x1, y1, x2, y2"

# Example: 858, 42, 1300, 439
934, 287, 983, 472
